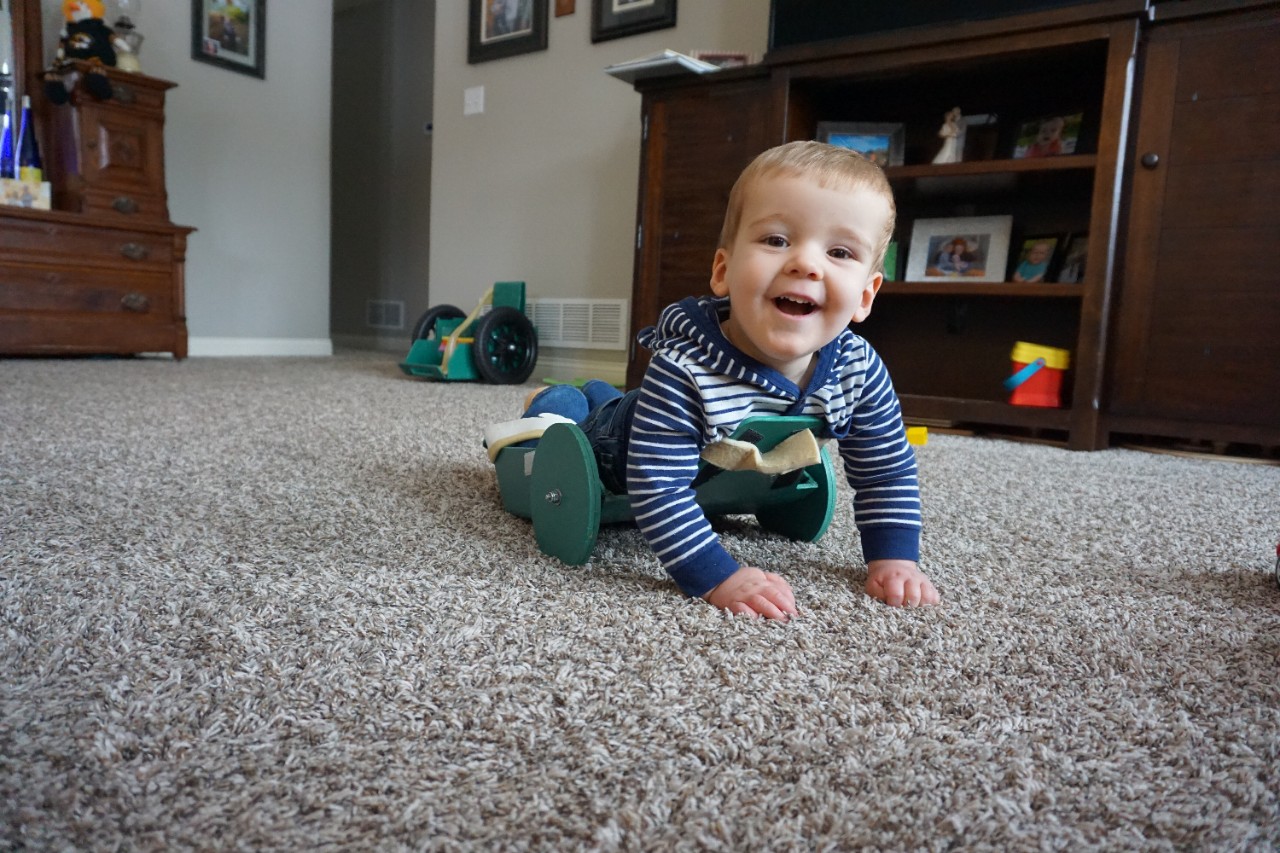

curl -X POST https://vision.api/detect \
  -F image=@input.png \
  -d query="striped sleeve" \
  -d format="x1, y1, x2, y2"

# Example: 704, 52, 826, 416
835, 348, 922, 563
625, 356, 740, 598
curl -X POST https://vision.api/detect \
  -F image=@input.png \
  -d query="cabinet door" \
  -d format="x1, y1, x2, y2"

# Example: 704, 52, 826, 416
628, 74, 781, 388
1108, 12, 1280, 438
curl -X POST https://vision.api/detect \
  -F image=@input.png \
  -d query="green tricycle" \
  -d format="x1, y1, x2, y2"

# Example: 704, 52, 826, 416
486, 414, 839, 565
400, 281, 538, 384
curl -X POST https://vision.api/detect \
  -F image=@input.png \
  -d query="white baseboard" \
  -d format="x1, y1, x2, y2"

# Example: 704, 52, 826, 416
188, 337, 334, 357
533, 353, 627, 387
331, 333, 407, 354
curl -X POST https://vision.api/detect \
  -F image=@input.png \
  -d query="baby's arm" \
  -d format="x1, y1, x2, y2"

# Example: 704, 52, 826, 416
866, 559, 939, 607
703, 566, 797, 620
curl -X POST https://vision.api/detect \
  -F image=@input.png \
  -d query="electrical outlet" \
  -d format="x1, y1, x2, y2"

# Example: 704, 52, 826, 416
464, 85, 485, 116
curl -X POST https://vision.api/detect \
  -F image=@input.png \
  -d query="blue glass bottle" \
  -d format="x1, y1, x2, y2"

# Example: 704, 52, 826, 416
16, 95, 42, 183
0, 112, 14, 180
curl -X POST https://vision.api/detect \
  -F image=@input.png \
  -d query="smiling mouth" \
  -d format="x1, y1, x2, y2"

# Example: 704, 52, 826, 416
775, 296, 818, 316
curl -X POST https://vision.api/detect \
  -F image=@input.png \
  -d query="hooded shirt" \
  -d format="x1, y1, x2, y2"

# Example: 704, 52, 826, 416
629, 295, 921, 598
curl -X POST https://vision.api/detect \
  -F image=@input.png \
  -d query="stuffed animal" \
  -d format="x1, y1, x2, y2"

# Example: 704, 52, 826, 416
43, 0, 122, 105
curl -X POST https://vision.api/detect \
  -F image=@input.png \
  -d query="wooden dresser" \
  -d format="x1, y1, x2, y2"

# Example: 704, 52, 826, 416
0, 63, 192, 359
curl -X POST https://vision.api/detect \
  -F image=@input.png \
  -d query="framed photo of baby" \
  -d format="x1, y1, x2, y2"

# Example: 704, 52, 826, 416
191, 0, 266, 79
1013, 112, 1083, 159
906, 216, 1013, 283
1011, 236, 1060, 283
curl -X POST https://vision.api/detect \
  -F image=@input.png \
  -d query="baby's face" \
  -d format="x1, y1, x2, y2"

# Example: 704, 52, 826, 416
710, 174, 889, 384
1037, 118, 1064, 143
1028, 243, 1051, 263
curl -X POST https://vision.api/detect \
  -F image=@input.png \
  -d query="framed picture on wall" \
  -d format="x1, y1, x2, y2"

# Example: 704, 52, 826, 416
469, 0, 549, 64
191, 0, 266, 79
591, 0, 677, 43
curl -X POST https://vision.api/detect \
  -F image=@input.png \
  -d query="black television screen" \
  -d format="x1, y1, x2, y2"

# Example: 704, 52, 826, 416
770, 0, 1100, 50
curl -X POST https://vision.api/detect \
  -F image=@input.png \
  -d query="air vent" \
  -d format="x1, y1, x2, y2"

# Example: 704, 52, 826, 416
366, 300, 405, 330
526, 299, 629, 350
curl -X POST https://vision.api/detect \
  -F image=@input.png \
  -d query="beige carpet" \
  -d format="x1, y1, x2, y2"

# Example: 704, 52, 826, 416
2, 351, 1277, 850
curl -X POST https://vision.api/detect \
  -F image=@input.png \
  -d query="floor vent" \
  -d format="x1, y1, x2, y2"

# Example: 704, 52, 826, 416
366, 299, 405, 330
527, 298, 629, 350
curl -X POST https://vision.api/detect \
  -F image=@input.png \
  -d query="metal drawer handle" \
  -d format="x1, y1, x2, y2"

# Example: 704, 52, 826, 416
120, 242, 150, 261
121, 292, 151, 313
112, 196, 139, 214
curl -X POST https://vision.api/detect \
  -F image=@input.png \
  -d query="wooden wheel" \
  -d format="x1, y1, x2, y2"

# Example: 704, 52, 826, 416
755, 448, 838, 543
530, 423, 601, 565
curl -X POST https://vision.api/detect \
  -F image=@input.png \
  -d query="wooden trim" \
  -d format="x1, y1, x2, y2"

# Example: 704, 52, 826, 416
1067, 18, 1141, 450
1151, 0, 1280, 22
765, 0, 1149, 67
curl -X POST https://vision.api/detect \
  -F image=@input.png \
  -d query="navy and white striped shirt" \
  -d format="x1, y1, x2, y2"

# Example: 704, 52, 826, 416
629, 296, 921, 598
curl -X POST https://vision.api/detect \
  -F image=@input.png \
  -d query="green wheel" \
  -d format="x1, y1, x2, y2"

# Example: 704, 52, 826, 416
530, 423, 601, 565
474, 306, 538, 384
755, 449, 838, 543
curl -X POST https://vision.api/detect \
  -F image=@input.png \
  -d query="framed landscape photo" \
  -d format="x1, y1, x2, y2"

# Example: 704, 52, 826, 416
591, 0, 677, 43
905, 215, 1014, 283
1012, 112, 1083, 158
816, 122, 905, 167
1011, 235, 1061, 283
469, 0, 548, 64
192, 0, 266, 79
1054, 233, 1088, 283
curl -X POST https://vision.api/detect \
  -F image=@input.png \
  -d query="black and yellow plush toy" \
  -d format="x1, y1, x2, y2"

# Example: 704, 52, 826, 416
43, 0, 121, 104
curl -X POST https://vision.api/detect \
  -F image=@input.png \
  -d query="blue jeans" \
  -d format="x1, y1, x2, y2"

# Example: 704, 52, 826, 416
524, 380, 640, 495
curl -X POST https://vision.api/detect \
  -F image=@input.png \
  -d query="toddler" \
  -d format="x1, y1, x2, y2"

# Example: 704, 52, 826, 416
525, 141, 938, 619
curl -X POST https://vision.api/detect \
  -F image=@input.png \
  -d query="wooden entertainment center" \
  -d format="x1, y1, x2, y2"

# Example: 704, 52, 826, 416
0, 0, 192, 359
627, 0, 1278, 451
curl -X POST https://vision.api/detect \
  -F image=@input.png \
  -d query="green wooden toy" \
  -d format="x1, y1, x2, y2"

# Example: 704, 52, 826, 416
492, 415, 838, 565
400, 281, 537, 384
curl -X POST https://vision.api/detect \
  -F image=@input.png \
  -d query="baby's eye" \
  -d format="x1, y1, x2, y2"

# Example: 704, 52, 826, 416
828, 247, 855, 260
762, 235, 789, 248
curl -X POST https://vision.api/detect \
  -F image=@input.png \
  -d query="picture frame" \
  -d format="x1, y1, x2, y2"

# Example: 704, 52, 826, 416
1054, 233, 1089, 283
960, 113, 999, 161
469, 0, 549, 64
591, 0, 677, 44
1012, 112, 1084, 159
191, 0, 266, 79
1010, 235, 1061, 283
882, 240, 899, 281
905, 215, 1014, 283
816, 121, 905, 167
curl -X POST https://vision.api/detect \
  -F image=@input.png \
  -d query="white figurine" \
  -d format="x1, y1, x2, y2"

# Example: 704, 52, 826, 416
932, 107, 964, 165
112, 16, 144, 73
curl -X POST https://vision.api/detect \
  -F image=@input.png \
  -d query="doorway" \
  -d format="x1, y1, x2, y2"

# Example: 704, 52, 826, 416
330, 0, 436, 351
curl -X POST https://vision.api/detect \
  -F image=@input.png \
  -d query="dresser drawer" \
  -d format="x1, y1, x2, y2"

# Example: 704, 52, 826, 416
80, 187, 169, 222
0, 263, 174, 317
0, 216, 174, 267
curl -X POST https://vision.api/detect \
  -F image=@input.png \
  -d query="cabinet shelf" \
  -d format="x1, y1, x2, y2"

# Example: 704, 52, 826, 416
884, 154, 1096, 181
882, 282, 1084, 297
900, 395, 1072, 431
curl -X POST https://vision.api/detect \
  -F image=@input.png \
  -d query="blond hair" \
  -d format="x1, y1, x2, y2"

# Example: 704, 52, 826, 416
718, 140, 897, 270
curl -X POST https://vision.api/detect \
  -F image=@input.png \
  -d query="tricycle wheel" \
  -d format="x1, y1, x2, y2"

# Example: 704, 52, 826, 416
755, 449, 838, 543
530, 423, 601, 565
411, 304, 465, 342
474, 306, 538, 384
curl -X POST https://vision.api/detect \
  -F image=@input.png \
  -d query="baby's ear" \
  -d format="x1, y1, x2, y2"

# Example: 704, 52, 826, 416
849, 272, 884, 324
710, 248, 731, 297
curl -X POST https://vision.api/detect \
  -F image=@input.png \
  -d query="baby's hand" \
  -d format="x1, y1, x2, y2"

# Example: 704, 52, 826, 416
865, 559, 939, 608
703, 566, 797, 621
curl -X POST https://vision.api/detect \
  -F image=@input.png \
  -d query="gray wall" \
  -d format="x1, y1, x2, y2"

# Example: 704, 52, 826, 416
36, 1, 772, 364
41, 0, 334, 356
428, 2, 771, 381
